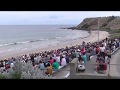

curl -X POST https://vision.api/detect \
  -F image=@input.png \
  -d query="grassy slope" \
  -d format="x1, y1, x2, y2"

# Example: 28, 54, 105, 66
69, 16, 120, 39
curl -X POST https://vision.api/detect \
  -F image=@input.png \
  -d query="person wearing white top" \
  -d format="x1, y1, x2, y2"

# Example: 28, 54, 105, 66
56, 55, 60, 63
100, 46, 105, 52
52, 56, 56, 60
3, 61, 5, 66
113, 45, 116, 51
10, 63, 14, 68
104, 42, 107, 47
34, 57, 38, 64
100, 45, 106, 59
22, 55, 25, 59
38, 56, 41, 61
61, 57, 67, 66
27, 55, 31, 60
36, 56, 39, 63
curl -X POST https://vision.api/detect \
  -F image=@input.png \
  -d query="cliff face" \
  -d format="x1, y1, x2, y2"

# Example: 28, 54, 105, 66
76, 16, 120, 30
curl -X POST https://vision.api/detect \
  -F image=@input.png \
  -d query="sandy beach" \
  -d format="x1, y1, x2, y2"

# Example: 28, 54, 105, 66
0, 31, 110, 60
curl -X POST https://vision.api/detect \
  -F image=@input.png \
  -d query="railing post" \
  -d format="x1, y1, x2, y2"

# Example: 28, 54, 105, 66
70, 58, 78, 78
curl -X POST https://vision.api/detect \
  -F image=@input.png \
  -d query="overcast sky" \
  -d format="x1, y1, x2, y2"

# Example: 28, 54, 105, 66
0, 11, 120, 25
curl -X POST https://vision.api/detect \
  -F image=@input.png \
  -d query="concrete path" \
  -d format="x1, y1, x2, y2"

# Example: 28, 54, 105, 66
52, 48, 120, 78
109, 49, 120, 76
52, 56, 97, 78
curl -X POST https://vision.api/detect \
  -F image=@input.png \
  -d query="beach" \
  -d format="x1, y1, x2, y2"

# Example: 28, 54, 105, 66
0, 30, 110, 60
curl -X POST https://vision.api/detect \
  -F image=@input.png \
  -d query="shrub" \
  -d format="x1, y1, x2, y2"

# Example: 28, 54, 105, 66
101, 23, 107, 27
107, 16, 115, 23
0, 74, 6, 79
81, 24, 90, 29
0, 59, 48, 79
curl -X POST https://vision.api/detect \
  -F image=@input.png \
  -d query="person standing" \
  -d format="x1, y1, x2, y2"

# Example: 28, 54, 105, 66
86, 51, 91, 61
61, 55, 67, 66
106, 49, 111, 64
39, 61, 45, 75
82, 52, 87, 64
100, 44, 106, 59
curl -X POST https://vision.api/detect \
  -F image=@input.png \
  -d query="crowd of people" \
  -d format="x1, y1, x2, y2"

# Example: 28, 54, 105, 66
93, 38, 120, 73
0, 37, 120, 76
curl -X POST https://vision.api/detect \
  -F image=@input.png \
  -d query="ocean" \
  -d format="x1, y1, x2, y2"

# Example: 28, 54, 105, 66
0, 25, 89, 56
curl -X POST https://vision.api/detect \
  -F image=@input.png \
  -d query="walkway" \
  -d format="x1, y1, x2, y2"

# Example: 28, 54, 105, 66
52, 48, 120, 79
109, 49, 120, 76
52, 56, 97, 78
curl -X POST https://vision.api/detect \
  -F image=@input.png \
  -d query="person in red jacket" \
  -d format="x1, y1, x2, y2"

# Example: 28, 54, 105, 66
96, 46, 100, 55
49, 57, 54, 65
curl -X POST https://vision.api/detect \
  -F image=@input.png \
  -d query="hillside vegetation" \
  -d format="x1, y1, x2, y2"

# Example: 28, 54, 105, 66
68, 16, 120, 38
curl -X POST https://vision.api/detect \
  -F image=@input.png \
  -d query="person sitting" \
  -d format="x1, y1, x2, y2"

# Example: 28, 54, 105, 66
61, 55, 67, 66
45, 63, 53, 76
106, 49, 111, 64
96, 54, 105, 63
49, 57, 54, 65
5, 63, 10, 70
86, 50, 91, 61
96, 60, 107, 74
96, 46, 100, 55
39, 61, 45, 75
56, 54, 60, 64
52, 59, 59, 71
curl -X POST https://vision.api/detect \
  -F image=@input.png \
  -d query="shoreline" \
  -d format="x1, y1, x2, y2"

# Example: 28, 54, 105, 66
0, 31, 110, 60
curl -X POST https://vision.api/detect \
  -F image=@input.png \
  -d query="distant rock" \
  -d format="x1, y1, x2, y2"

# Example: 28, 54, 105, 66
67, 27, 77, 30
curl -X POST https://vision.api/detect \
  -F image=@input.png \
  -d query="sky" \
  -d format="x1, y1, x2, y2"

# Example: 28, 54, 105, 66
0, 11, 120, 25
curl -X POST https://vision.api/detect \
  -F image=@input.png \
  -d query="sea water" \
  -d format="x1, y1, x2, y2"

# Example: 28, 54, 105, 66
0, 25, 89, 56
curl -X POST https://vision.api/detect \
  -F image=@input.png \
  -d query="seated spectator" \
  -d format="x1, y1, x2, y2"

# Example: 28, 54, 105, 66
49, 57, 54, 65
61, 55, 67, 66
39, 61, 45, 75
86, 51, 91, 61
45, 63, 53, 76
65, 54, 70, 63
52, 59, 59, 71
56, 54, 60, 64
10, 62, 14, 69
5, 63, 10, 70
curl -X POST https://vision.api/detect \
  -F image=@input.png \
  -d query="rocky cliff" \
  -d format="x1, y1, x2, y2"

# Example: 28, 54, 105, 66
70, 16, 120, 30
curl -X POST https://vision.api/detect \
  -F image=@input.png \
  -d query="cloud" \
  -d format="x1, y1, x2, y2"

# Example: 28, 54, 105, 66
0, 11, 120, 25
